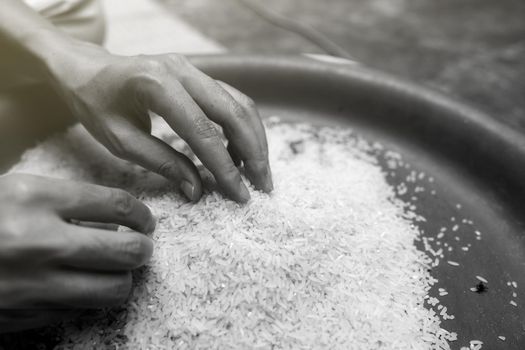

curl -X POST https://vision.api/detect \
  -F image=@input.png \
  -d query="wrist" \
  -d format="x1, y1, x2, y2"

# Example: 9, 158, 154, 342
19, 28, 77, 82
23, 29, 111, 90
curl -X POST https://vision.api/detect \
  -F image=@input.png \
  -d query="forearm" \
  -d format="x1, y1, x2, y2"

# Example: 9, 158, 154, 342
0, 0, 74, 88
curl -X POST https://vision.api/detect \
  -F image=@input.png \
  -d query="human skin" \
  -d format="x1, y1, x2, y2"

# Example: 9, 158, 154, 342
0, 0, 272, 202
0, 0, 272, 333
0, 174, 156, 332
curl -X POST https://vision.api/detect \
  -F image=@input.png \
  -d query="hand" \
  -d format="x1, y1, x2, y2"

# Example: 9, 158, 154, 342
45, 40, 272, 203
0, 174, 155, 333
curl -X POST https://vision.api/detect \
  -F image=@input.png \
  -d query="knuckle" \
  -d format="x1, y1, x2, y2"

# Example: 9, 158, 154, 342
0, 217, 65, 264
0, 216, 39, 259
168, 54, 190, 67
137, 56, 165, 74
0, 174, 35, 203
167, 54, 193, 82
193, 117, 219, 140
0, 216, 20, 238
157, 161, 181, 180
243, 96, 257, 111
126, 58, 165, 95
139, 73, 163, 88
230, 101, 249, 122
111, 190, 136, 218
128, 73, 163, 99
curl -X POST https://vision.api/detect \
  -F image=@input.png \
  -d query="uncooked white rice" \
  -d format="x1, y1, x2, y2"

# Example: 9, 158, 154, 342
9, 117, 457, 349
475, 276, 488, 284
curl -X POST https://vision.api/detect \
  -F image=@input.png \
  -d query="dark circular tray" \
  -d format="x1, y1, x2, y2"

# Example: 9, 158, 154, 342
191, 55, 525, 349
1, 55, 523, 348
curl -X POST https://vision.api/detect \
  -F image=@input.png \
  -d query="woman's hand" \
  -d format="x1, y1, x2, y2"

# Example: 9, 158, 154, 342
0, 174, 155, 333
1, 0, 272, 201
43, 40, 272, 203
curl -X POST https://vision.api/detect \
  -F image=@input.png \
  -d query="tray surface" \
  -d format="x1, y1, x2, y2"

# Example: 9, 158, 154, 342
191, 55, 525, 349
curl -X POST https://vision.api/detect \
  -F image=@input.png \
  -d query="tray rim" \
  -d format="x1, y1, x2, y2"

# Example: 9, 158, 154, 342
189, 54, 523, 146
188, 54, 525, 203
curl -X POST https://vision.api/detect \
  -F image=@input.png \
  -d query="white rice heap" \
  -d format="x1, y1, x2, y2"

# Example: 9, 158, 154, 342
10, 118, 455, 349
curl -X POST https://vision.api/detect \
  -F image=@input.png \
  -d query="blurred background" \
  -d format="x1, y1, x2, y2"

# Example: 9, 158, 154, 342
155, 0, 524, 131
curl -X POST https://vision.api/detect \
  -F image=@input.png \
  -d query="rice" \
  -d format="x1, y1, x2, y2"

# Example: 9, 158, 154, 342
475, 276, 488, 284
9, 117, 456, 349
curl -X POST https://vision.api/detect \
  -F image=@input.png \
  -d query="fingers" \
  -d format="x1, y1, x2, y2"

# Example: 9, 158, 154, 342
103, 118, 202, 202
56, 223, 153, 271
215, 81, 269, 151
145, 80, 251, 202
182, 72, 272, 192
41, 269, 132, 308
215, 81, 273, 192
1, 268, 133, 309
35, 177, 156, 234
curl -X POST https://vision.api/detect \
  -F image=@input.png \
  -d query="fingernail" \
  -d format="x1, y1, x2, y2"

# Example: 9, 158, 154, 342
246, 160, 273, 193
238, 181, 251, 203
147, 215, 157, 234
264, 163, 274, 192
181, 180, 196, 202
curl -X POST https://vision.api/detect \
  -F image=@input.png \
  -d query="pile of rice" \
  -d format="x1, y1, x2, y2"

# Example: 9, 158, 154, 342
9, 117, 456, 349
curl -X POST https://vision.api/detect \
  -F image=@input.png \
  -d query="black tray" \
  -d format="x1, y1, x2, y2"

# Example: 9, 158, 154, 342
191, 55, 525, 349
2, 55, 524, 348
